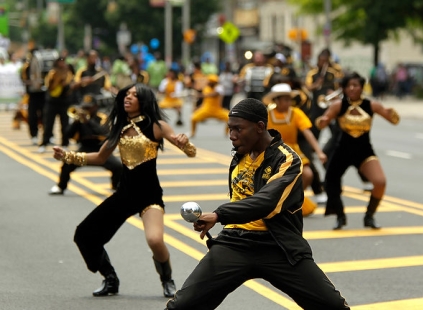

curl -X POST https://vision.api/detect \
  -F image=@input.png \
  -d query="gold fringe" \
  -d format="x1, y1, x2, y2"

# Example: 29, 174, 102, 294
360, 156, 378, 169
140, 204, 164, 217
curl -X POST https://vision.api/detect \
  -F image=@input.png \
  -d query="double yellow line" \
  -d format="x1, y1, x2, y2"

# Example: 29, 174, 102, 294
1, 135, 423, 309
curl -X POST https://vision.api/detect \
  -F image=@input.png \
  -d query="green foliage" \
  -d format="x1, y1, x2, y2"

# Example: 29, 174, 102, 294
29, 0, 220, 58
289, 0, 423, 65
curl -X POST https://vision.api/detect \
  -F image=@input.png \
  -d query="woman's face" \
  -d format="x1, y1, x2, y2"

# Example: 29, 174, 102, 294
124, 86, 141, 117
344, 78, 363, 100
275, 95, 291, 112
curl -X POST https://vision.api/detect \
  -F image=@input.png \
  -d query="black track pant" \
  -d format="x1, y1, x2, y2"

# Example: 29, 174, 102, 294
166, 243, 349, 310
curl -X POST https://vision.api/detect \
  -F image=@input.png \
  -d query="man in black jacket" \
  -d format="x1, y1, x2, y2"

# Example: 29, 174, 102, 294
165, 98, 349, 310
49, 94, 122, 195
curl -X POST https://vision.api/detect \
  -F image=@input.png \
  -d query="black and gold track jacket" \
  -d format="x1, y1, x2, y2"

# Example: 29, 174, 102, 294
214, 129, 313, 265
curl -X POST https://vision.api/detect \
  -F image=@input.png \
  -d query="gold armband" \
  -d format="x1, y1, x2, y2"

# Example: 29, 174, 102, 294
182, 142, 196, 157
314, 116, 324, 130
62, 151, 87, 166
390, 109, 400, 125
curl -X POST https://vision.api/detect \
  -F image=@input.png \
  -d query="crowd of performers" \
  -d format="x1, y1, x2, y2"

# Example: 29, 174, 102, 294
8, 46, 400, 305
13, 46, 401, 228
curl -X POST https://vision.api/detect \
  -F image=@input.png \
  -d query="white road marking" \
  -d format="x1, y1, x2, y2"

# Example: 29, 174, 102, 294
386, 150, 412, 159
416, 133, 423, 139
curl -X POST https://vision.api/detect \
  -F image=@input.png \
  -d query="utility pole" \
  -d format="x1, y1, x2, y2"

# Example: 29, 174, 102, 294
324, 0, 331, 48
182, 0, 190, 66
165, 0, 172, 68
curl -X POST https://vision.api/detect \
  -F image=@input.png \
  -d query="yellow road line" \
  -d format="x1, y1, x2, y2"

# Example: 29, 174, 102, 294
304, 226, 423, 239
0, 139, 299, 308
319, 255, 423, 273
1, 130, 423, 310
311, 205, 402, 215
351, 297, 423, 310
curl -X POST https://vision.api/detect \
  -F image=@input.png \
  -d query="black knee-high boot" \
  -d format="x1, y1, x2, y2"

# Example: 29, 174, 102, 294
364, 196, 382, 229
153, 257, 177, 297
93, 252, 120, 297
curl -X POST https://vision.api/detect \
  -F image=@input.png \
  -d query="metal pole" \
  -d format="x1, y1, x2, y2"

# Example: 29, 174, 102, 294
57, 4, 65, 51
324, 0, 331, 48
182, 0, 190, 67
223, 0, 235, 64
165, 0, 172, 68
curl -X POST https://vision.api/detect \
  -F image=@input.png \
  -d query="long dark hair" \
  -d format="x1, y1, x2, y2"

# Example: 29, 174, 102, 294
106, 83, 167, 149
341, 71, 366, 89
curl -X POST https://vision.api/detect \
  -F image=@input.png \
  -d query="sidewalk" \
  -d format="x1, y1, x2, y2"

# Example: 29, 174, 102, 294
377, 95, 423, 120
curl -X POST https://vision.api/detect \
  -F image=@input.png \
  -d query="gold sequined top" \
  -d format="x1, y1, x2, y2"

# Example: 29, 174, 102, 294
338, 99, 372, 138
119, 116, 159, 170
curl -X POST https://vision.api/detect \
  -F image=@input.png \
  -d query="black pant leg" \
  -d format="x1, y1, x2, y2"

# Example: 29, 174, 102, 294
102, 155, 123, 190
58, 163, 78, 190
58, 103, 70, 146
28, 92, 45, 138
263, 257, 349, 310
298, 133, 324, 195
74, 193, 134, 273
222, 95, 233, 110
166, 244, 252, 310
324, 148, 351, 216
41, 102, 56, 146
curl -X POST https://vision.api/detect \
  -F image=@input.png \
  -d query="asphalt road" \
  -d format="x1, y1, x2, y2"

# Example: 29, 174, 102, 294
0, 96, 422, 310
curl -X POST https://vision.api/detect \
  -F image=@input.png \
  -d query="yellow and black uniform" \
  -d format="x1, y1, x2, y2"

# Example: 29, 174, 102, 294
158, 78, 183, 109
131, 70, 149, 85
186, 70, 208, 108
40, 67, 74, 147
190, 84, 228, 137
21, 53, 47, 142
74, 65, 112, 98
267, 107, 318, 216
166, 129, 349, 310
263, 66, 297, 92
74, 116, 166, 273
324, 98, 377, 217
239, 63, 273, 100
305, 65, 338, 139
53, 107, 122, 193
267, 107, 311, 165
226, 151, 266, 230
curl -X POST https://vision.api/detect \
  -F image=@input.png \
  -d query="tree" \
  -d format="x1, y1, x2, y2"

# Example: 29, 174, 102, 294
288, 0, 422, 65
29, 0, 220, 59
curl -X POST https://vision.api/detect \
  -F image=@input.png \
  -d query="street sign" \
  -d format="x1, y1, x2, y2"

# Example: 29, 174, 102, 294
219, 21, 240, 44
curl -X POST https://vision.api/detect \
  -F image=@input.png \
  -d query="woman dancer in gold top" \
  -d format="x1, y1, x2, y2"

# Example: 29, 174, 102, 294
316, 72, 400, 230
263, 83, 327, 216
52, 83, 196, 297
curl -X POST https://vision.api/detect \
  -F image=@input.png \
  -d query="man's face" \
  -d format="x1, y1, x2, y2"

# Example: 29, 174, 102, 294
253, 52, 265, 65
87, 52, 98, 65
228, 117, 260, 155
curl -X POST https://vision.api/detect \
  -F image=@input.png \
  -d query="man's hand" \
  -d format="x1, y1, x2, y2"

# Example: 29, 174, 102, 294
193, 212, 218, 239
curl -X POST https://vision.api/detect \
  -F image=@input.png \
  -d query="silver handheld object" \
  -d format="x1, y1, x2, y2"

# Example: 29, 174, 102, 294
180, 202, 212, 239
